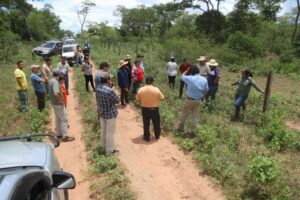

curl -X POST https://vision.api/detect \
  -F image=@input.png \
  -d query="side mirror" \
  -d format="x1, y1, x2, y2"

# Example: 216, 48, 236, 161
52, 171, 76, 189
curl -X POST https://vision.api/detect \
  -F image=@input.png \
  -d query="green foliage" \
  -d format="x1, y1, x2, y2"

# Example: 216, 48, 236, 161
248, 155, 280, 184
180, 138, 194, 151
195, 125, 219, 152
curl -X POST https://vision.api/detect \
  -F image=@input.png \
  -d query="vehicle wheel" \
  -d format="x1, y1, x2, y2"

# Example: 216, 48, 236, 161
63, 189, 69, 200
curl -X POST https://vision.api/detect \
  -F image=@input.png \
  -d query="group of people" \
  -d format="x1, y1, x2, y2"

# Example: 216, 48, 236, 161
14, 51, 265, 154
14, 57, 74, 142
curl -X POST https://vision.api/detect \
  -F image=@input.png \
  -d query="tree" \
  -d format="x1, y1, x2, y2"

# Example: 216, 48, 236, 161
77, 0, 96, 34
292, 0, 300, 44
253, 0, 285, 21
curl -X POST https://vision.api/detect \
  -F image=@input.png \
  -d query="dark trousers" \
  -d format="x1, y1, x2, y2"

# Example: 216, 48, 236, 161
142, 107, 161, 141
120, 88, 129, 105
179, 79, 186, 98
35, 91, 46, 112
63, 73, 69, 94
168, 75, 176, 88
132, 81, 141, 95
84, 75, 95, 92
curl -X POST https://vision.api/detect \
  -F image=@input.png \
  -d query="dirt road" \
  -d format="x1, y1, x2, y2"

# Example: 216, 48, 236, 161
115, 104, 224, 200
50, 71, 90, 200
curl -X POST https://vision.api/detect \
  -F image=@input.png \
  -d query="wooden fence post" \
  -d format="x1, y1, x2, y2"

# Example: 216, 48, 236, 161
263, 71, 273, 112
118, 42, 121, 56
149, 44, 152, 69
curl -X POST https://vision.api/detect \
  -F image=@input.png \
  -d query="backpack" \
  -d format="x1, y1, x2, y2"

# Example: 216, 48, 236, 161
137, 67, 144, 81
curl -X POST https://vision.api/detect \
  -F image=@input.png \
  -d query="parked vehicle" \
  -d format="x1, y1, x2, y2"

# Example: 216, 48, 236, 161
32, 40, 63, 58
63, 39, 77, 46
0, 133, 76, 200
62, 45, 77, 66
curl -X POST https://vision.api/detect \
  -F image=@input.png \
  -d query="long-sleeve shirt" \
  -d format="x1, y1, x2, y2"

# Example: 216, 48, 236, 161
233, 77, 264, 96
118, 67, 129, 88
97, 84, 120, 119
179, 62, 192, 74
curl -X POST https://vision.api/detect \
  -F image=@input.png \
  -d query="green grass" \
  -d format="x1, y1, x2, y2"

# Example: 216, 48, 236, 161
0, 42, 50, 137
88, 37, 300, 200
73, 66, 135, 200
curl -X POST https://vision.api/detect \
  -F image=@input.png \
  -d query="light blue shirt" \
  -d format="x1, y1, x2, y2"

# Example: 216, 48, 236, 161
181, 74, 208, 100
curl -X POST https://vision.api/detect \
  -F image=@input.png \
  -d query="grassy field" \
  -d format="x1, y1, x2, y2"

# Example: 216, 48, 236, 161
88, 38, 300, 200
0, 43, 50, 137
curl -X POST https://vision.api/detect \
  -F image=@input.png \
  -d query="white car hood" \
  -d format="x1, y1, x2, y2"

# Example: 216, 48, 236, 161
62, 52, 75, 58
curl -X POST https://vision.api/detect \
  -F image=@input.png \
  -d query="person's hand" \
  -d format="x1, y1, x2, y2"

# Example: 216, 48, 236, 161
124, 88, 128, 93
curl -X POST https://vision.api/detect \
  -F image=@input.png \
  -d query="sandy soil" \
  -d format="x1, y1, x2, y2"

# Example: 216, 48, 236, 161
50, 71, 90, 200
286, 120, 300, 131
115, 104, 225, 200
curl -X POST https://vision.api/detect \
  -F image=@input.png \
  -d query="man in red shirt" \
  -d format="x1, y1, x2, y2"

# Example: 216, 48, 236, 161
179, 58, 192, 98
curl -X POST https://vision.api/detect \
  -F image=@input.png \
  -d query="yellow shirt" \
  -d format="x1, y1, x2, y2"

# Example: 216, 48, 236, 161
136, 85, 164, 107
14, 68, 28, 90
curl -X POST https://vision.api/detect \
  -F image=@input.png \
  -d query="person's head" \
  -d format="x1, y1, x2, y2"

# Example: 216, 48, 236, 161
118, 60, 128, 69
100, 72, 112, 84
242, 69, 253, 79
76, 44, 80, 49
44, 57, 51, 65
135, 59, 141, 66
196, 56, 206, 66
170, 57, 175, 62
84, 56, 89, 62
189, 66, 200, 75
207, 59, 218, 68
53, 70, 63, 80
125, 54, 132, 61
16, 60, 24, 69
145, 76, 154, 85
31, 65, 40, 73
137, 54, 144, 60
99, 61, 110, 71
61, 57, 66, 64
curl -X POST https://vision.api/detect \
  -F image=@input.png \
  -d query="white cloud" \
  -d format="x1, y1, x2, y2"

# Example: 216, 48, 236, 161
28, 0, 294, 33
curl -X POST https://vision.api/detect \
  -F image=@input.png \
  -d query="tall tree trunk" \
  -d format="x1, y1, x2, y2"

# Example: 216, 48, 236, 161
292, 0, 300, 44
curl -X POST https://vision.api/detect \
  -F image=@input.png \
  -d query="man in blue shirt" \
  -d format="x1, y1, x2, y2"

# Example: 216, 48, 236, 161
96, 72, 120, 155
178, 66, 208, 133
30, 65, 46, 111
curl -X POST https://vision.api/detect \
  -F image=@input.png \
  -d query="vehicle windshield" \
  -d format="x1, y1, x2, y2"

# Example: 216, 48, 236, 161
63, 46, 75, 53
40, 42, 55, 48
64, 40, 76, 45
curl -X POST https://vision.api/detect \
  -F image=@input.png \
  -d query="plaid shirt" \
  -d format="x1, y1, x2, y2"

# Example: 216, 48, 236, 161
97, 84, 119, 119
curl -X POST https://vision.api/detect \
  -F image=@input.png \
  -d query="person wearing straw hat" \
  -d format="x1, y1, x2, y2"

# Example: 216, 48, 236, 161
205, 59, 221, 109
30, 65, 46, 111
196, 56, 210, 77
136, 76, 164, 142
117, 59, 129, 106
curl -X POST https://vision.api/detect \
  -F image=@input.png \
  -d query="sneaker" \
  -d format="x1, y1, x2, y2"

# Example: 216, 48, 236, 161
62, 136, 75, 142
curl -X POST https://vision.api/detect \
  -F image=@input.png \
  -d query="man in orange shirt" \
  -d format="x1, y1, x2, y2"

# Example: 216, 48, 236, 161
136, 76, 164, 142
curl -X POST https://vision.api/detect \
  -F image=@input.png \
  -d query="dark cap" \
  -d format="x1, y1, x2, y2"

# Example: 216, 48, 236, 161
145, 76, 154, 84
99, 61, 110, 69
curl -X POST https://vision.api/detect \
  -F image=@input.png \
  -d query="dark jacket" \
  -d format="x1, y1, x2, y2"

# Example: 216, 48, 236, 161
118, 67, 129, 88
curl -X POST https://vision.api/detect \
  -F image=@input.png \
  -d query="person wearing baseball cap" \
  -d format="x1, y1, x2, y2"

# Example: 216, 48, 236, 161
136, 76, 164, 142
49, 69, 75, 142
30, 65, 46, 111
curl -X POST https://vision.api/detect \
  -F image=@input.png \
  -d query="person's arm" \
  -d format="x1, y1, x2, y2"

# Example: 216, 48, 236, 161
158, 89, 164, 101
53, 83, 63, 104
81, 63, 85, 72
110, 90, 120, 104
231, 80, 239, 86
250, 78, 264, 94
16, 77, 25, 90
136, 91, 141, 101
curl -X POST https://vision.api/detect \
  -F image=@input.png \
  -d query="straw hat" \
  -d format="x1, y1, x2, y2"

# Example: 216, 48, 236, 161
207, 59, 218, 66
31, 65, 40, 69
196, 56, 206, 62
126, 54, 132, 59
118, 60, 128, 68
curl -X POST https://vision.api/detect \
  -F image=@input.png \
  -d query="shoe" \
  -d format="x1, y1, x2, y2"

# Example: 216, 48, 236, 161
155, 136, 160, 140
143, 137, 150, 142
112, 149, 119, 154
56, 134, 63, 139
62, 136, 75, 142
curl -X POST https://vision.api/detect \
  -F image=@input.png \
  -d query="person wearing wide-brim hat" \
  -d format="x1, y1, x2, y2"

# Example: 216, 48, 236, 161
231, 69, 264, 120
205, 59, 221, 110
117, 60, 129, 106
196, 56, 210, 77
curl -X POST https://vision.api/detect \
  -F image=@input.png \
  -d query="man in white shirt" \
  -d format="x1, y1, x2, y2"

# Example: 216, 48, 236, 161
167, 57, 178, 89
56, 57, 71, 95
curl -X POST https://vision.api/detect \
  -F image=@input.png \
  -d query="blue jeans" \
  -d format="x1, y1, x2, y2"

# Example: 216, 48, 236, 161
234, 95, 248, 108
17, 90, 28, 112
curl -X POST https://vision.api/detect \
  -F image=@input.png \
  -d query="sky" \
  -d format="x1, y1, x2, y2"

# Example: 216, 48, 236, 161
28, 0, 296, 34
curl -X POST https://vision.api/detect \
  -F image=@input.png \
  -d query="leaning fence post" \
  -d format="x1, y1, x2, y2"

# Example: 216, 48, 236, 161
263, 71, 273, 112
